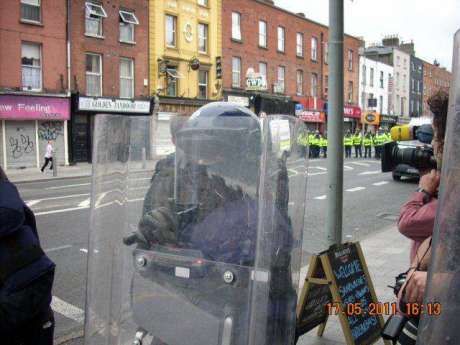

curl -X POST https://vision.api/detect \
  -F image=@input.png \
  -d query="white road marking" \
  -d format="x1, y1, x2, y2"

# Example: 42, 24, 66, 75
95, 192, 107, 207
78, 198, 91, 207
363, 160, 381, 164
350, 162, 370, 167
26, 200, 41, 207
26, 193, 90, 205
314, 195, 327, 200
44, 244, 73, 253
35, 206, 89, 216
346, 187, 366, 192
51, 296, 84, 323
308, 172, 327, 176
309, 166, 327, 171
358, 170, 381, 176
373, 181, 389, 186
46, 183, 91, 190
343, 165, 354, 171
80, 248, 88, 253
288, 169, 298, 177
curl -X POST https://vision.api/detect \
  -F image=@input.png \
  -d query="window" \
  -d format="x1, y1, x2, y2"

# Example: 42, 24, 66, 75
370, 68, 374, 87
120, 58, 134, 98
411, 62, 415, 71
232, 57, 241, 88
21, 0, 41, 23
86, 53, 102, 96
232, 12, 241, 40
85, 2, 107, 37
198, 0, 208, 6
347, 81, 353, 102
417, 80, 421, 94
404, 58, 407, 69
277, 27, 285, 52
198, 70, 208, 99
396, 95, 400, 113
403, 74, 406, 91
21, 42, 41, 91
296, 70, 303, 95
324, 42, 328, 64
379, 95, 383, 114
259, 62, 267, 84
311, 73, 318, 97
412, 78, 415, 92
165, 15, 177, 47
296, 33, 304, 57
396, 72, 400, 88
277, 66, 285, 93
259, 21, 267, 48
380, 71, 384, 88
410, 100, 414, 114
119, 10, 139, 43
397, 56, 400, 67
311, 37, 318, 61
165, 67, 181, 97
348, 50, 353, 71
362, 65, 366, 85
198, 23, 208, 53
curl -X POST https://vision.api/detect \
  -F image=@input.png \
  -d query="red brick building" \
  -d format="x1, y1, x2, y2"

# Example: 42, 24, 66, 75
422, 60, 451, 116
68, 0, 152, 163
0, 0, 70, 169
222, 0, 361, 131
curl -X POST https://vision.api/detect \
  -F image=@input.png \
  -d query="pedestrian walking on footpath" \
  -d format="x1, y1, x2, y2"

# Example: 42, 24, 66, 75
353, 129, 363, 158
344, 130, 353, 158
363, 132, 373, 158
40, 140, 53, 172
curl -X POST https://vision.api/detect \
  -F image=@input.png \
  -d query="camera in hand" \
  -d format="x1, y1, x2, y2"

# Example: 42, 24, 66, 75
381, 124, 437, 173
381, 272, 409, 341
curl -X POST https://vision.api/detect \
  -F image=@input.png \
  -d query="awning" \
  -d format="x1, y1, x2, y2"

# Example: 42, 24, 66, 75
298, 111, 325, 123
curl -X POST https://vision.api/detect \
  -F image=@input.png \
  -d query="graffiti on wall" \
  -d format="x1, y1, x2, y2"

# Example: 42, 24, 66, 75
38, 121, 63, 141
9, 135, 34, 159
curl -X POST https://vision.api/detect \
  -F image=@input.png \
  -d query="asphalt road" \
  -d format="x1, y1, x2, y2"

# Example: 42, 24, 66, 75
14, 157, 417, 344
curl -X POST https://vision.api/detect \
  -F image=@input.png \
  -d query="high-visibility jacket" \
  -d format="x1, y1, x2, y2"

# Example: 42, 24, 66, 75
363, 136, 373, 147
319, 137, 328, 147
374, 134, 384, 146
344, 135, 353, 146
353, 134, 362, 145
385, 133, 392, 143
308, 134, 315, 146
311, 135, 320, 146
297, 133, 308, 146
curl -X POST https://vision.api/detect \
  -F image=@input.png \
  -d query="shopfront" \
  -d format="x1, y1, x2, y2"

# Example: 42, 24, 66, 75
70, 95, 154, 163
224, 90, 296, 116
296, 110, 326, 132
323, 103, 362, 133
361, 111, 381, 133
379, 114, 398, 130
0, 94, 69, 169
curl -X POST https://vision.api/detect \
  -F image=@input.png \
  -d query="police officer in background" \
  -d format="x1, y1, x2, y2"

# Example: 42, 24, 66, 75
363, 132, 373, 158
344, 130, 353, 158
320, 133, 328, 158
0, 166, 55, 345
374, 128, 384, 159
353, 129, 363, 158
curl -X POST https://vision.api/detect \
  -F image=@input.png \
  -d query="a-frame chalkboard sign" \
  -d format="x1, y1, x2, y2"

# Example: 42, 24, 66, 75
296, 242, 391, 345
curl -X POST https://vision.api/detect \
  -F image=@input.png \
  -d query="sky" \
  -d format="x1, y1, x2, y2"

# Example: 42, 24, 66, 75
275, 0, 460, 71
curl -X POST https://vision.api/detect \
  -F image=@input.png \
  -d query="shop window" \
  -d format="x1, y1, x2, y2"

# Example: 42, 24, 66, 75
119, 10, 138, 43
22, 42, 42, 91
86, 53, 102, 96
85, 2, 107, 37
21, 0, 41, 23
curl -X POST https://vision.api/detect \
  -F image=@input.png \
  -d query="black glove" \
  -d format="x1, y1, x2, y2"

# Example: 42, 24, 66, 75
138, 207, 178, 245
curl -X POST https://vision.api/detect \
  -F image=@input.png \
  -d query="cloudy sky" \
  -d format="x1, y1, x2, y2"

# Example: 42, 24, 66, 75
275, 0, 460, 71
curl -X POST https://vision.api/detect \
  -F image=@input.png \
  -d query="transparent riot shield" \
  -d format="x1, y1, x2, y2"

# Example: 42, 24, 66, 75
84, 104, 308, 345
416, 30, 460, 345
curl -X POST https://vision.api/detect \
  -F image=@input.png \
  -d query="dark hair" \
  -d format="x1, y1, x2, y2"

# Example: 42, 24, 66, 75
428, 90, 449, 142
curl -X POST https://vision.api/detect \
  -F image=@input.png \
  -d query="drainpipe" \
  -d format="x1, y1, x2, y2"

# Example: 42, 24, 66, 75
65, 0, 71, 165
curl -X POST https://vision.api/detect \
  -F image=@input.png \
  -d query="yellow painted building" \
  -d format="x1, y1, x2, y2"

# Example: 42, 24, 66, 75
149, 0, 223, 113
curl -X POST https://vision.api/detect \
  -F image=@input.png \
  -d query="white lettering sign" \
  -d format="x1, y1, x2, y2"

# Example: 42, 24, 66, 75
78, 97, 151, 114
227, 96, 249, 107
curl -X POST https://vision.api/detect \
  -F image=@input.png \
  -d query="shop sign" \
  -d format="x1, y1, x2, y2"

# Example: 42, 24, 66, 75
246, 76, 267, 91
0, 95, 70, 120
361, 111, 380, 125
343, 105, 361, 119
295, 103, 304, 116
299, 111, 325, 123
78, 97, 151, 114
227, 95, 249, 107
380, 114, 399, 124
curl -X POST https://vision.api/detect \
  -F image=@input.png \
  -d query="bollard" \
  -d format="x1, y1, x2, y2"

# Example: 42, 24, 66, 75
142, 148, 146, 169
53, 153, 58, 177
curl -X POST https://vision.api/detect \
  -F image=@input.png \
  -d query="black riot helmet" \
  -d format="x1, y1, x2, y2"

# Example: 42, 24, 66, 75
176, 102, 261, 164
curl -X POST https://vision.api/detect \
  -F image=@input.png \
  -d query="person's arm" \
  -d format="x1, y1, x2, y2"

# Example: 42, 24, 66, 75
398, 170, 440, 241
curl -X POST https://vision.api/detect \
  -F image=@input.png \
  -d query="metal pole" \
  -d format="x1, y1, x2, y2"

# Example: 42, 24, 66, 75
326, 0, 344, 246
142, 147, 146, 169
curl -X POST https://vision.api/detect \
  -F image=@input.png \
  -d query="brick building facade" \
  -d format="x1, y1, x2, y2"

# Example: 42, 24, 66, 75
68, 0, 152, 163
422, 60, 451, 116
0, 0, 70, 169
222, 0, 361, 131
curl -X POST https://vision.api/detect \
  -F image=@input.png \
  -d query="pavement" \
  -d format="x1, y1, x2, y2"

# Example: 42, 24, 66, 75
9, 156, 417, 345
6, 164, 93, 183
